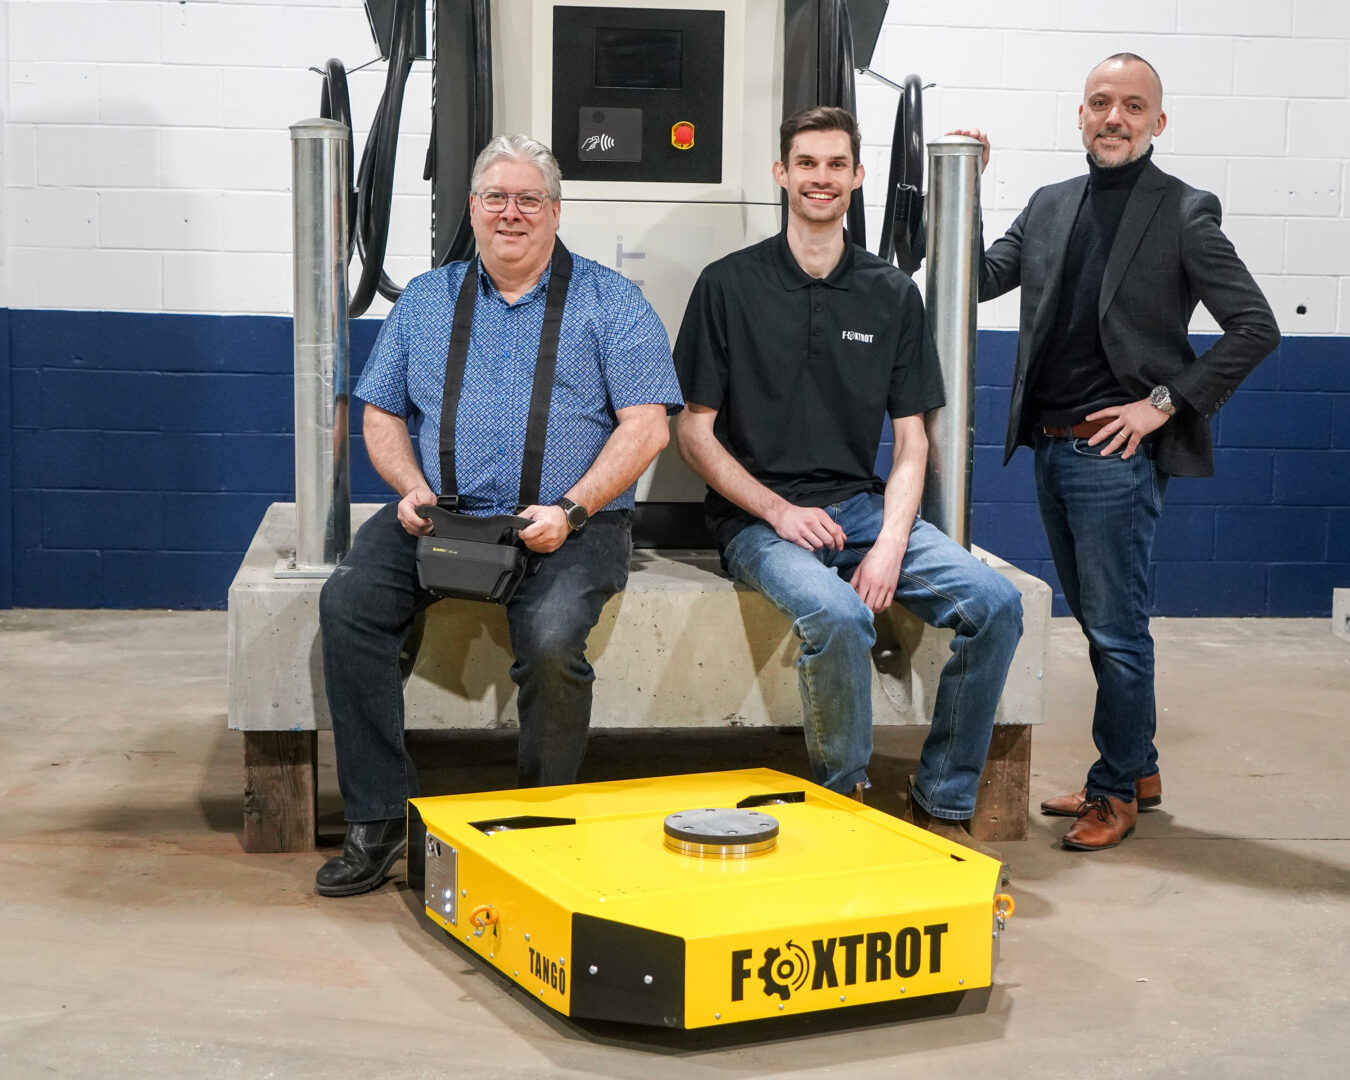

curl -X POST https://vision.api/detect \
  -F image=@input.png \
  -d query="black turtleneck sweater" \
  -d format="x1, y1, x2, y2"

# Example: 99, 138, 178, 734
1032, 147, 1153, 427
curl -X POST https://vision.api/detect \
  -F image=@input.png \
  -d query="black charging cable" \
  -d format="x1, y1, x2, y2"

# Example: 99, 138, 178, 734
317, 0, 418, 317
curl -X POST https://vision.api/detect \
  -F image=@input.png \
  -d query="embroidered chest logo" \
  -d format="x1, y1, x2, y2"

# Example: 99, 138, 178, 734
841, 329, 874, 343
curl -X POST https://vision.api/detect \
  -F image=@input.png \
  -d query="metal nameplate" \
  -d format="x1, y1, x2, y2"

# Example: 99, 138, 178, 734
424, 832, 459, 925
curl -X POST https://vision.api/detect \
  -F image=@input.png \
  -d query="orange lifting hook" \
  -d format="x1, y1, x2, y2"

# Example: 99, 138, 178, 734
993, 893, 1014, 934
469, 904, 498, 937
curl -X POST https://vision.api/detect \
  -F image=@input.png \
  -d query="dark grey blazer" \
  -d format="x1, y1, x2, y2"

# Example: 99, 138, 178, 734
979, 159, 1281, 478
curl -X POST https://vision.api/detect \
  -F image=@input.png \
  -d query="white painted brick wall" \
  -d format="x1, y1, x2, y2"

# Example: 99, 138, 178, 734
1297, 0, 1350, 39
0, 0, 1345, 334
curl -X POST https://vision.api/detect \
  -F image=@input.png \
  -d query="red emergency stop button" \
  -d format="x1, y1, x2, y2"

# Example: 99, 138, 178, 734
671, 121, 695, 150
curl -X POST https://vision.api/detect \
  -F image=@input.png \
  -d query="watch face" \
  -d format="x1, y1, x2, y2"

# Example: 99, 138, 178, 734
557, 499, 587, 529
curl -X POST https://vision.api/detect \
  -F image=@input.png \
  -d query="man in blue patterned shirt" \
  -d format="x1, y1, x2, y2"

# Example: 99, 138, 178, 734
316, 135, 682, 897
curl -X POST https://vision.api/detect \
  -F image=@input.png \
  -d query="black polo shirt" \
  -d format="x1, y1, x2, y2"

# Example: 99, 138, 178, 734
674, 230, 945, 550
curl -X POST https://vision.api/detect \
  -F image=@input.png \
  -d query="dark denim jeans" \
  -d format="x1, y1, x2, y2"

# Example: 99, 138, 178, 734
1034, 434, 1169, 802
319, 502, 632, 821
724, 492, 1024, 818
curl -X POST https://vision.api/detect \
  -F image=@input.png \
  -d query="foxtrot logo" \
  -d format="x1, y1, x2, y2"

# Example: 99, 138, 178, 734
841, 329, 874, 343
730, 924, 948, 1002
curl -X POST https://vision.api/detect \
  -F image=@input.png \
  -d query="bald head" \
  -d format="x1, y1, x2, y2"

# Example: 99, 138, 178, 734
1079, 54, 1167, 167
1088, 53, 1163, 102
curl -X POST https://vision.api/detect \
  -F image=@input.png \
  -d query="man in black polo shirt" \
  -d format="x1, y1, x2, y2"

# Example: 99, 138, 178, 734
674, 106, 1023, 862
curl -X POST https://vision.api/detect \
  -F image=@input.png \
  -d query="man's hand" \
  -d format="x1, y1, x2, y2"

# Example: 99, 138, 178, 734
768, 503, 846, 552
948, 128, 991, 173
1086, 398, 1171, 459
850, 540, 905, 614
397, 486, 439, 536
517, 504, 570, 553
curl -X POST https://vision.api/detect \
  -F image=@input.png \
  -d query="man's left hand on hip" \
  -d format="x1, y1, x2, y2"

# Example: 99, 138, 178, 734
1086, 398, 1171, 460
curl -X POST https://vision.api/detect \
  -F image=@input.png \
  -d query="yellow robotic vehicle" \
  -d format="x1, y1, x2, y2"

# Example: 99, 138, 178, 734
407, 768, 1013, 1029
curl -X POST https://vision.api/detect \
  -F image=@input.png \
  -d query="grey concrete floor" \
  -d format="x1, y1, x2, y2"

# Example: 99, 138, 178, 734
1, 610, 1347, 1079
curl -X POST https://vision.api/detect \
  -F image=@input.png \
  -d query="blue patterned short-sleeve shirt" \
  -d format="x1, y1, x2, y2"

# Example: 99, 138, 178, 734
355, 251, 683, 515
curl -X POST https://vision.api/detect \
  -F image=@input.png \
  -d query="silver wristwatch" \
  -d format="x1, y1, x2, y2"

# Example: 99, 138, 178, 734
1149, 384, 1176, 416
553, 496, 589, 531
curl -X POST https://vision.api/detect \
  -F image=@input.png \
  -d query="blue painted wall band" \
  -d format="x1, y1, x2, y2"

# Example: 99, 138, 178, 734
4, 308, 1347, 614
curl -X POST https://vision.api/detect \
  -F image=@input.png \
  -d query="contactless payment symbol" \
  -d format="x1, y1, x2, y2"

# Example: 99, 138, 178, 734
578, 107, 642, 162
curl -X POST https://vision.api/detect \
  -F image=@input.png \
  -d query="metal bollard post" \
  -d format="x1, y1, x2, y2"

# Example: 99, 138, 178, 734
289, 119, 351, 573
920, 134, 983, 549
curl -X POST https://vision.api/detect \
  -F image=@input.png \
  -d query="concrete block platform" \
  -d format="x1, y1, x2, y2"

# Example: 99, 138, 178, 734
229, 503, 1050, 850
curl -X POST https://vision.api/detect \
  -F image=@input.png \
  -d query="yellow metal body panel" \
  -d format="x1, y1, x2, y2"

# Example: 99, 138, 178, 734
411, 769, 1004, 1028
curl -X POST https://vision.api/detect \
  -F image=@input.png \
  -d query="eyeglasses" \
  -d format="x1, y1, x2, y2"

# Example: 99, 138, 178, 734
475, 191, 549, 214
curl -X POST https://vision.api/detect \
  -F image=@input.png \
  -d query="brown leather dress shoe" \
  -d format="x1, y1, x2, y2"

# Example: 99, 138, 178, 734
1041, 771, 1162, 816
1061, 794, 1138, 851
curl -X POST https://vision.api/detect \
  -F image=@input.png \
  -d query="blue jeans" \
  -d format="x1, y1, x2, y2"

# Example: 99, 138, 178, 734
723, 492, 1023, 818
319, 502, 632, 821
1034, 434, 1168, 802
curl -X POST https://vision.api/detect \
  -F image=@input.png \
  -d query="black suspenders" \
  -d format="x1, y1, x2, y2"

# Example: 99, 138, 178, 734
437, 240, 574, 512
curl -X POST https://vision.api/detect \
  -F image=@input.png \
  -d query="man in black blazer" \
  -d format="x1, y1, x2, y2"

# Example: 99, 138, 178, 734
959, 54, 1280, 851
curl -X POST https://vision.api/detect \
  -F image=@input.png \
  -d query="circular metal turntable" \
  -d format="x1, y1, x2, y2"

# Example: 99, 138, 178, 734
663, 807, 779, 859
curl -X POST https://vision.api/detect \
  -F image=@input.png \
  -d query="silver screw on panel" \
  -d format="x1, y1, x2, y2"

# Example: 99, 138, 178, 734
589, 965, 598, 975
643, 975, 653, 985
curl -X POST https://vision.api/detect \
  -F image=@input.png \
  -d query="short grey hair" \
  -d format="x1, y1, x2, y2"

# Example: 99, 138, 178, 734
470, 134, 563, 202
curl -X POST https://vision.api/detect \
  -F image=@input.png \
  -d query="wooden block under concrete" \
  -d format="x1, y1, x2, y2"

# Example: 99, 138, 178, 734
243, 731, 317, 853
969, 724, 1031, 843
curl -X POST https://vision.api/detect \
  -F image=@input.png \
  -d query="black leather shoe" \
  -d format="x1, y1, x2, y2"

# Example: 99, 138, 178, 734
315, 818, 407, 897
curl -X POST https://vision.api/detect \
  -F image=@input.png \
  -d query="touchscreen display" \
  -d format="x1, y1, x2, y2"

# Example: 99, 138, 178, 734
595, 28, 682, 89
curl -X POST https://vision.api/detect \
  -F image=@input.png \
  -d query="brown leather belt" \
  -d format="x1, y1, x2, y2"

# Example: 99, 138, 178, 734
1041, 419, 1109, 439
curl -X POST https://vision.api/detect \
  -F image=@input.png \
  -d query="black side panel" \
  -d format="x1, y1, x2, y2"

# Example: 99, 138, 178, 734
406, 802, 427, 894
570, 915, 686, 1028
782, 0, 821, 120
